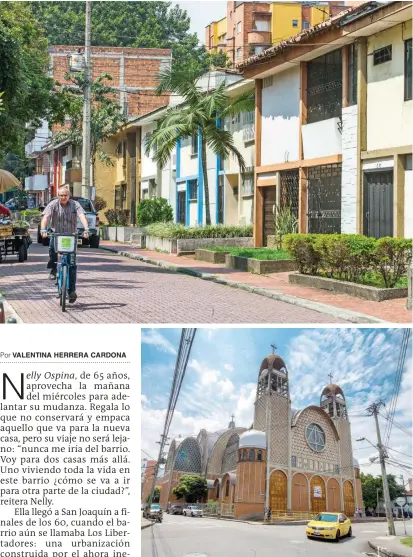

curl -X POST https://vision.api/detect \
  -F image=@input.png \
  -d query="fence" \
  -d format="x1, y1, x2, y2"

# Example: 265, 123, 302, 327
269, 510, 317, 522
197, 503, 235, 517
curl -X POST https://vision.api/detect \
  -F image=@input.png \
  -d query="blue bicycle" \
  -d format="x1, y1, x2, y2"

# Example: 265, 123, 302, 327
51, 233, 78, 312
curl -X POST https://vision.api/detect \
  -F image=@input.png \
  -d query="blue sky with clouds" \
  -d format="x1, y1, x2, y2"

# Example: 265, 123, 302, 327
142, 327, 412, 480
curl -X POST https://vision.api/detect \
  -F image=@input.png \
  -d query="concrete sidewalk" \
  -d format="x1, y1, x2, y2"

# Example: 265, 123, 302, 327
100, 242, 411, 324
368, 536, 412, 557
141, 517, 153, 530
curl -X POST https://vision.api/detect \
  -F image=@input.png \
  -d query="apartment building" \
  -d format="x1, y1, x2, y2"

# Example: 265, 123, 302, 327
238, 1, 412, 246
205, 1, 362, 65
25, 46, 171, 204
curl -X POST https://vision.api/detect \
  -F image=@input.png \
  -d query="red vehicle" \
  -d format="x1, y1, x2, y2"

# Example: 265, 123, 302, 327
0, 203, 11, 217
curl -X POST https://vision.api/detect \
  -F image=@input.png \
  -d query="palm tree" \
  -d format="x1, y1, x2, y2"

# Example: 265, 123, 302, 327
145, 65, 255, 225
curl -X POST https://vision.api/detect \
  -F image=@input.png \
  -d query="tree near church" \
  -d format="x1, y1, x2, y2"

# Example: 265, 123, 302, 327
145, 66, 255, 225
360, 472, 404, 510
172, 474, 207, 504
147, 486, 161, 504
53, 72, 126, 187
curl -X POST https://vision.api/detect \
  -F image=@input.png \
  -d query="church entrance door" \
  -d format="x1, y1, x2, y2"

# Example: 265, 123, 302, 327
270, 470, 287, 512
343, 480, 355, 517
292, 473, 309, 511
327, 478, 341, 512
310, 475, 326, 513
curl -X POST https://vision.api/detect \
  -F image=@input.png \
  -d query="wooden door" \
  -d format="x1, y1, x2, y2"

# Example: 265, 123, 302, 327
270, 470, 287, 512
327, 478, 341, 512
343, 481, 355, 517
263, 186, 276, 246
310, 476, 326, 513
292, 473, 309, 511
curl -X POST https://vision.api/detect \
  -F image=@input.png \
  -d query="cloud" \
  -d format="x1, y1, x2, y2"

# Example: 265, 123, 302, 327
141, 329, 177, 355
224, 363, 234, 372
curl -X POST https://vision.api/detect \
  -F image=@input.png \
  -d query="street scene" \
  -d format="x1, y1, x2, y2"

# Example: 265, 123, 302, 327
1, 0, 412, 324
141, 327, 412, 557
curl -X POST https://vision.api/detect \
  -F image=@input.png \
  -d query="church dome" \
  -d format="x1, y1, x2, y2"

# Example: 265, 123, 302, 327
321, 383, 345, 397
353, 457, 360, 468
259, 354, 286, 374
239, 429, 266, 449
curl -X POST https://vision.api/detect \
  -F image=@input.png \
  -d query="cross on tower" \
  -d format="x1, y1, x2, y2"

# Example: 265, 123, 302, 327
328, 372, 334, 383
271, 344, 277, 354
231, 414, 235, 422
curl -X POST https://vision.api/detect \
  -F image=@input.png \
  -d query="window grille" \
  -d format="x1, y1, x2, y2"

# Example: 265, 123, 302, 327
263, 76, 273, 88
189, 179, 198, 200
242, 172, 254, 196
405, 39, 412, 101
373, 45, 392, 66
173, 438, 202, 473
191, 134, 198, 156
297, 457, 302, 468
307, 49, 342, 123
242, 111, 255, 125
292, 456, 297, 467
250, 449, 255, 460
307, 164, 342, 234
279, 170, 299, 218
348, 43, 358, 106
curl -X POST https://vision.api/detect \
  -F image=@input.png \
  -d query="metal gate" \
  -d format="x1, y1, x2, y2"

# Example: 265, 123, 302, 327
263, 186, 276, 245
280, 170, 299, 218
217, 175, 224, 224
364, 171, 393, 238
177, 191, 186, 225
307, 164, 341, 234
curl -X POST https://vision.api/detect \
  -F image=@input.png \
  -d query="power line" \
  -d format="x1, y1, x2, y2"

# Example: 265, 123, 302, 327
379, 411, 412, 438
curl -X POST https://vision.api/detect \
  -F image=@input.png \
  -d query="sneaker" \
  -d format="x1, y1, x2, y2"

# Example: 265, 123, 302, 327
49, 270, 57, 280
68, 291, 77, 304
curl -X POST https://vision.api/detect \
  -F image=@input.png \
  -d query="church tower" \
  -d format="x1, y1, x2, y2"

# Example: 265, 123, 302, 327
320, 380, 358, 515
254, 349, 291, 510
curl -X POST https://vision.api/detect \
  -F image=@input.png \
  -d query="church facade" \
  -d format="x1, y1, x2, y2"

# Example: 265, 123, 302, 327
157, 352, 364, 520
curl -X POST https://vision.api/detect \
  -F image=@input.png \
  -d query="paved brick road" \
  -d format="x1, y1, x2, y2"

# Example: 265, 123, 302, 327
0, 242, 347, 323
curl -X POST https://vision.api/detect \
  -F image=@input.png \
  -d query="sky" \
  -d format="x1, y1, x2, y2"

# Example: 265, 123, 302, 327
141, 327, 412, 485
172, 1, 227, 44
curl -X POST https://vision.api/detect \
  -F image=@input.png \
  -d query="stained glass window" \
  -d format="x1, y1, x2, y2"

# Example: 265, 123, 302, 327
306, 423, 326, 452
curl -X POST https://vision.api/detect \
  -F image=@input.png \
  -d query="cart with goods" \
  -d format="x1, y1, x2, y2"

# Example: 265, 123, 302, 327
0, 220, 32, 263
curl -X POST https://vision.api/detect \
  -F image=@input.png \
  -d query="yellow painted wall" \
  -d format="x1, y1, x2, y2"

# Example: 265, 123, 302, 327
217, 17, 227, 40
310, 5, 330, 26
271, 2, 302, 44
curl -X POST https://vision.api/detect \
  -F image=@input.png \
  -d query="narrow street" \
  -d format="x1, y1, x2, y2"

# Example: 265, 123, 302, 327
0, 242, 348, 324
142, 514, 412, 557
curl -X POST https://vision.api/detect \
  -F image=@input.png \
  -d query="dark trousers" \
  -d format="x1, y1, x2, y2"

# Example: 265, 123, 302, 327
48, 237, 77, 293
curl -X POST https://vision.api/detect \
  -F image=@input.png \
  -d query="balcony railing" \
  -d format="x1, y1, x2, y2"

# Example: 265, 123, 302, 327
24, 174, 49, 192
242, 124, 255, 143
248, 30, 272, 45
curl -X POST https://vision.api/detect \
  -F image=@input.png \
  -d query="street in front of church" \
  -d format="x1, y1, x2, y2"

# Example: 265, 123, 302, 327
142, 514, 412, 557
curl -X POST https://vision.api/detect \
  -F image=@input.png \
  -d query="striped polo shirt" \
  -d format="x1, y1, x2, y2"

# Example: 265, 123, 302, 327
43, 199, 85, 234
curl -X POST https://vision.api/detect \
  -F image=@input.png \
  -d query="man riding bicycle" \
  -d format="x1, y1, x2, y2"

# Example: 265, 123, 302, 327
40, 186, 90, 304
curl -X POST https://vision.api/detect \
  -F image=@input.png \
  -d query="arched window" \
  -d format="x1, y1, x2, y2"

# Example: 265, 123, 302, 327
243, 449, 248, 461
257, 450, 262, 461
225, 480, 230, 497
250, 449, 255, 461
216, 483, 220, 499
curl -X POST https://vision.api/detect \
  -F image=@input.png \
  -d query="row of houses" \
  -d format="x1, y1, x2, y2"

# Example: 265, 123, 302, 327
28, 1, 412, 245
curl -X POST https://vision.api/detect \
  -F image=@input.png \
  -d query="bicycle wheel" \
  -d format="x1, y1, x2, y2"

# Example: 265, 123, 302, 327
61, 265, 67, 312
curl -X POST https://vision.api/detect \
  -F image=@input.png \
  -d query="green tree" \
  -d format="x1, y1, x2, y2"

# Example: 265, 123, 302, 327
136, 198, 173, 226
29, 2, 227, 75
53, 72, 126, 187
147, 486, 161, 504
146, 66, 254, 225
172, 474, 207, 504
0, 3, 65, 164
361, 472, 404, 510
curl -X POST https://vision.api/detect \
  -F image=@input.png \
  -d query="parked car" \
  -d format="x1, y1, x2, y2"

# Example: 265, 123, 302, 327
141, 504, 147, 511
143, 504, 163, 520
37, 196, 100, 248
183, 505, 203, 517
306, 512, 352, 542
167, 505, 184, 515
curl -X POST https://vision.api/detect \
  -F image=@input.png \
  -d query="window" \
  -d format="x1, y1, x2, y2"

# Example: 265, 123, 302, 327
252, 45, 266, 56
149, 178, 157, 198
309, 460, 314, 471
225, 480, 230, 497
189, 179, 198, 200
257, 450, 262, 461
405, 39, 412, 101
373, 45, 392, 66
302, 21, 310, 30
253, 19, 270, 32
297, 457, 302, 468
263, 76, 273, 88
303, 458, 308, 469
306, 423, 326, 452
250, 449, 255, 460
191, 134, 198, 156
314, 460, 319, 471
348, 43, 358, 106
319, 461, 324, 472
292, 19, 299, 27
242, 173, 254, 196
334, 464, 339, 475
237, 21, 242, 34
242, 111, 255, 125
291, 456, 297, 467
307, 49, 342, 124
236, 47, 242, 59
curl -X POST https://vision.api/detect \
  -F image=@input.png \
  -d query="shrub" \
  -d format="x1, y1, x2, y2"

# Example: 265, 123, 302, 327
374, 237, 412, 288
21, 209, 42, 219
282, 234, 320, 274
146, 222, 253, 239
104, 209, 130, 226
137, 197, 173, 226
273, 206, 298, 249
94, 196, 107, 212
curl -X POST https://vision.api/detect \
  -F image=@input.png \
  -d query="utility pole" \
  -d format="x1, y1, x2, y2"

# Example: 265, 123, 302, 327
367, 402, 396, 536
82, 0, 92, 198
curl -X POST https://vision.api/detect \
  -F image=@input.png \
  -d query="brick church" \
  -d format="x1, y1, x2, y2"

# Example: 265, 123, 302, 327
157, 351, 364, 520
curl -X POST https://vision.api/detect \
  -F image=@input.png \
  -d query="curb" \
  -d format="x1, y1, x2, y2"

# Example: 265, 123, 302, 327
368, 540, 411, 557
0, 296, 24, 324
100, 247, 387, 324
141, 521, 154, 530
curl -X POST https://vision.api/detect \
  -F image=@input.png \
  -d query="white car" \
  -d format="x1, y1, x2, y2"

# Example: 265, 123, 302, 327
183, 505, 203, 517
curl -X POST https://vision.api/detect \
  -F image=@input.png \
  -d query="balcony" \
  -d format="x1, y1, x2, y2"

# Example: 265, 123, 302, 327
242, 124, 255, 143
25, 174, 48, 192
248, 30, 272, 46
65, 167, 82, 184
